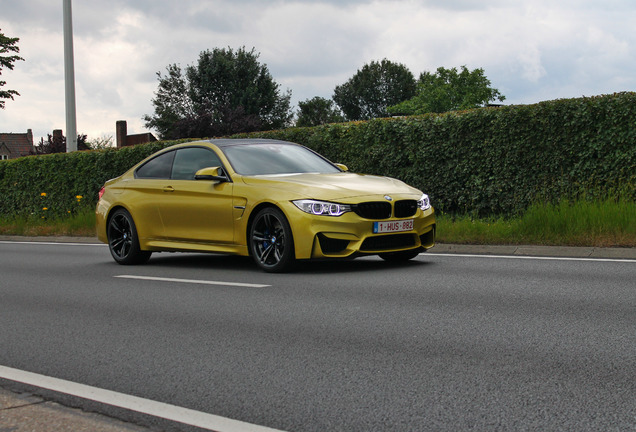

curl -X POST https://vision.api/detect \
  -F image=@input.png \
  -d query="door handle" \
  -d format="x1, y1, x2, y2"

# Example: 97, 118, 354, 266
163, 186, 175, 192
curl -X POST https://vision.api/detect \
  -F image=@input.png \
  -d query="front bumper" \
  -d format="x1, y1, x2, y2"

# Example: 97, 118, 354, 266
282, 202, 436, 259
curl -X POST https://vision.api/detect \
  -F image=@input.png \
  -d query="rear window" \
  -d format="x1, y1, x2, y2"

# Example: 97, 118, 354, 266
136, 150, 175, 179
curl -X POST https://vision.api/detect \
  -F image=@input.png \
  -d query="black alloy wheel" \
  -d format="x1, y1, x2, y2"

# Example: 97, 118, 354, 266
107, 208, 151, 265
249, 207, 295, 273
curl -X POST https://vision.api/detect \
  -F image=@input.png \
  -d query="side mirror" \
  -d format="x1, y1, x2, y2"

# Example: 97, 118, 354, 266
335, 163, 349, 172
195, 166, 229, 182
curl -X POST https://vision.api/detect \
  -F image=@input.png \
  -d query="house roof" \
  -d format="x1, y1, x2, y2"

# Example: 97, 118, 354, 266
0, 130, 34, 159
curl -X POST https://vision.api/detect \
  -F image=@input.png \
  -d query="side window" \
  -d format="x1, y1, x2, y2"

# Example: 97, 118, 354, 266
171, 147, 223, 180
136, 151, 175, 179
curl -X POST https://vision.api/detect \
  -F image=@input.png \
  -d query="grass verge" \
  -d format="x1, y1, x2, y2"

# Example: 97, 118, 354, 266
0, 210, 96, 237
437, 196, 635, 247
0, 197, 634, 247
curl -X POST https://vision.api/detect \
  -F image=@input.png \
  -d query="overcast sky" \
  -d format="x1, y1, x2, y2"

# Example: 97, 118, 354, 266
1, 0, 634, 142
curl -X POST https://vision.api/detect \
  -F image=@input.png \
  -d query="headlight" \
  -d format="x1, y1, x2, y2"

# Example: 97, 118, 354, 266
293, 199, 351, 216
417, 194, 431, 211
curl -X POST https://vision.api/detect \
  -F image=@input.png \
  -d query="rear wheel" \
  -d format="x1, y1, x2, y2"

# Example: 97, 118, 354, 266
249, 207, 295, 273
107, 208, 151, 265
379, 248, 422, 262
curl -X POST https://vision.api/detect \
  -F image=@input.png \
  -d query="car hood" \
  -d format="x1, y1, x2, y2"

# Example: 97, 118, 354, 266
240, 172, 422, 201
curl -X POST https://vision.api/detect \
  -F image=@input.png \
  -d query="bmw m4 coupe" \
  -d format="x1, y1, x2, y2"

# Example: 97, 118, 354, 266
96, 138, 436, 272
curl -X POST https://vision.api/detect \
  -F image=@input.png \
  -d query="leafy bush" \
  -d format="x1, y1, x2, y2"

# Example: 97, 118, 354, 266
0, 140, 186, 218
236, 92, 635, 216
0, 93, 633, 220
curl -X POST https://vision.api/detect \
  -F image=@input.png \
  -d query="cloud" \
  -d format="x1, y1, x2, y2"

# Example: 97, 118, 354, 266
1, 0, 635, 141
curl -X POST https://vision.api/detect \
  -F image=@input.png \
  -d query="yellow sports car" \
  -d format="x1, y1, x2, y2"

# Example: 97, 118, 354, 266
96, 139, 435, 272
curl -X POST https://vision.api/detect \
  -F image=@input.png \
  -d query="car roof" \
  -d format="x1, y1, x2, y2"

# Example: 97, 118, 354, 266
205, 138, 297, 148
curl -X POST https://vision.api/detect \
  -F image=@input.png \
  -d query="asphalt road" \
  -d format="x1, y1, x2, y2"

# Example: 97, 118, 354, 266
1, 241, 635, 431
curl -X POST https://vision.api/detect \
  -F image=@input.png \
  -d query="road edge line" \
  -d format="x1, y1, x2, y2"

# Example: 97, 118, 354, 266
0, 365, 284, 432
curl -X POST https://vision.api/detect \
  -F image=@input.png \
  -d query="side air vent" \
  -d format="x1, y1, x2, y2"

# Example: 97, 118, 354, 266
318, 234, 350, 254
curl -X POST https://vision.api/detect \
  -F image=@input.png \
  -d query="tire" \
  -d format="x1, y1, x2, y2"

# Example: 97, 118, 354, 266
249, 207, 295, 273
379, 248, 422, 262
107, 208, 151, 265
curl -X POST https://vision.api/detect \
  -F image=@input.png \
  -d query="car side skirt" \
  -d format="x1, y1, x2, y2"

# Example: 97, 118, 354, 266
141, 240, 249, 256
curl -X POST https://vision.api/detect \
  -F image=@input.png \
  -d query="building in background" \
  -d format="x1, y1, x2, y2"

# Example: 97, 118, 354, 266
0, 130, 35, 160
116, 120, 156, 148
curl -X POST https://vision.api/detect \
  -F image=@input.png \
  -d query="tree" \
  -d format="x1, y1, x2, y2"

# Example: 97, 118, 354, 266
32, 132, 88, 155
86, 135, 114, 149
388, 66, 505, 115
296, 96, 344, 127
333, 59, 416, 121
0, 28, 25, 109
143, 47, 292, 139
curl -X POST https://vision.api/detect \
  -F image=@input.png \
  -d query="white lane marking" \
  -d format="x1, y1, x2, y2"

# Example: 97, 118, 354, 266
2, 240, 633, 263
426, 253, 636, 263
0, 240, 104, 246
115, 275, 271, 288
0, 365, 284, 432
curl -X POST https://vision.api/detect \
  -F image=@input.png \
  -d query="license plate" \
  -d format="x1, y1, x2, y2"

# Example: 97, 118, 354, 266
373, 219, 414, 234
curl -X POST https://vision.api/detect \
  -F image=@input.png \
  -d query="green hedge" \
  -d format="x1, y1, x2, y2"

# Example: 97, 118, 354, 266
0, 140, 183, 218
237, 92, 636, 216
0, 93, 634, 219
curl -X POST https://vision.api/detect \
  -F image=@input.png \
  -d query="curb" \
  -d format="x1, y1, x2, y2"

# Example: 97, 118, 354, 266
0, 235, 100, 244
0, 387, 151, 432
430, 243, 636, 260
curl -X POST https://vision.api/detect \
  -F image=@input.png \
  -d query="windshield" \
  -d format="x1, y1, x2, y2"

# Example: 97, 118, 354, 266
223, 143, 341, 175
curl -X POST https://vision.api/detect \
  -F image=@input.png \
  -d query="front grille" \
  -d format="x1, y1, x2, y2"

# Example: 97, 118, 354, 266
318, 234, 350, 254
394, 200, 418, 218
353, 202, 391, 219
361, 234, 416, 251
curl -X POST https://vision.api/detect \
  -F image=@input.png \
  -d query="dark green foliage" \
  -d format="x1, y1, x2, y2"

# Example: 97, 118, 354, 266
143, 47, 292, 139
296, 96, 345, 127
0, 28, 25, 109
333, 59, 416, 121
388, 65, 505, 115
32, 133, 90, 154
0, 140, 185, 219
1, 93, 633, 220
236, 93, 636, 217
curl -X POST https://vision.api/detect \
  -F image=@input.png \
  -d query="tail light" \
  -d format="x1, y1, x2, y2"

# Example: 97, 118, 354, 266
98, 186, 105, 201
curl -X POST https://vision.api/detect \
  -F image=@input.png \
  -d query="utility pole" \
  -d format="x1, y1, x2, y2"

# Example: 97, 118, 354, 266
63, 0, 77, 152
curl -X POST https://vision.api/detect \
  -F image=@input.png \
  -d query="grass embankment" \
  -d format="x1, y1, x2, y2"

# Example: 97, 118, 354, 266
436, 197, 635, 247
0, 210, 96, 238
0, 197, 634, 247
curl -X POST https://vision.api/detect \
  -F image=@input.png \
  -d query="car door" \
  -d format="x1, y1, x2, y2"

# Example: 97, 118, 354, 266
157, 146, 235, 244
128, 149, 176, 240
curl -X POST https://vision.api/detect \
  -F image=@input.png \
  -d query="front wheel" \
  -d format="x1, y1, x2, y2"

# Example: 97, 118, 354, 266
249, 207, 295, 273
107, 208, 151, 265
